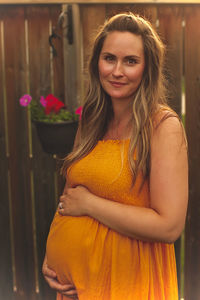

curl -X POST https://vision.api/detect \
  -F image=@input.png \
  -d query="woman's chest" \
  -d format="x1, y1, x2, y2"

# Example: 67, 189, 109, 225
67, 141, 149, 207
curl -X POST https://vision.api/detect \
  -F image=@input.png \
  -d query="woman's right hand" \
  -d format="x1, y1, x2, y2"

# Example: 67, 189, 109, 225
42, 255, 78, 298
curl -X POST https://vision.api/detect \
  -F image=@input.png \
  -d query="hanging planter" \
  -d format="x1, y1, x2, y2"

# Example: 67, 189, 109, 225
19, 94, 82, 155
34, 120, 78, 155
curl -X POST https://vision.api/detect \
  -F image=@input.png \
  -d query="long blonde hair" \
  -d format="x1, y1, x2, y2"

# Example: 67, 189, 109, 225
62, 13, 171, 183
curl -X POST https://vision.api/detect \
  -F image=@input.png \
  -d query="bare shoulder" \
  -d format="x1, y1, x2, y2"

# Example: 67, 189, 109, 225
152, 109, 187, 150
153, 107, 178, 128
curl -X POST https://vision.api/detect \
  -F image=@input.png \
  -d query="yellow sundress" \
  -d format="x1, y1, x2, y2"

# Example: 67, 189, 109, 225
46, 139, 178, 300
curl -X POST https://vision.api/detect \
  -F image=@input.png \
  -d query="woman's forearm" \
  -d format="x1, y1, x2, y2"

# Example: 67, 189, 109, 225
85, 193, 180, 243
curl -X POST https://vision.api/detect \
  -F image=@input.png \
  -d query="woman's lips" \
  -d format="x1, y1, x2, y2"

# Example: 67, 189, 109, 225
109, 81, 127, 88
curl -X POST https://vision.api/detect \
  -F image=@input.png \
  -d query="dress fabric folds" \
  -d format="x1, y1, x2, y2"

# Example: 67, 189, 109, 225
46, 139, 178, 300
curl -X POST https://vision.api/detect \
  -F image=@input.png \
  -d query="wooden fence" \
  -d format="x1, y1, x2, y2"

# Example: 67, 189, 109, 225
0, 3, 199, 300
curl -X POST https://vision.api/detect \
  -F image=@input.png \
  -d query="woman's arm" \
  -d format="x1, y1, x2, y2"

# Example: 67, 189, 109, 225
59, 117, 188, 243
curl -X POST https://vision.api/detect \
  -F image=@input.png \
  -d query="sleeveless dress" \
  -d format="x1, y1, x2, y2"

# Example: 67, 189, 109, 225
46, 139, 178, 300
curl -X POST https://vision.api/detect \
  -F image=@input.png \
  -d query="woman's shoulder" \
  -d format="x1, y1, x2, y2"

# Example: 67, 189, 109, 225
152, 105, 180, 130
151, 105, 187, 148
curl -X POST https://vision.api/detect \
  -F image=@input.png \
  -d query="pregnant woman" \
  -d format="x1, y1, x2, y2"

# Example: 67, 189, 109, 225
42, 13, 188, 300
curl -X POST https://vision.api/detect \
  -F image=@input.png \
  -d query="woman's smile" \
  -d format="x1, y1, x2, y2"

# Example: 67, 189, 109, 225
109, 80, 127, 88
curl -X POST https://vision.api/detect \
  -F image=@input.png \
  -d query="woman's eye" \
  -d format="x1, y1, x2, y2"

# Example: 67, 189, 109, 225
127, 58, 137, 65
104, 55, 115, 62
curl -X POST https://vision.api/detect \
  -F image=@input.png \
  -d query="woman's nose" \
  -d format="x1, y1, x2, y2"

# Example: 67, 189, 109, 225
112, 62, 123, 77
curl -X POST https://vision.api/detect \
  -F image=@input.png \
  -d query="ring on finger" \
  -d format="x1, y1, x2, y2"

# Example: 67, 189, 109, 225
58, 202, 63, 209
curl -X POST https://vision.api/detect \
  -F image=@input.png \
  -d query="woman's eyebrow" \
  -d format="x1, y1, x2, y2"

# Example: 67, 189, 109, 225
101, 52, 115, 56
101, 52, 141, 59
125, 55, 141, 60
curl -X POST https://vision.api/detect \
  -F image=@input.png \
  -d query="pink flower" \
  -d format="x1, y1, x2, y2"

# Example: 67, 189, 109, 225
19, 94, 32, 107
75, 106, 83, 120
40, 96, 47, 107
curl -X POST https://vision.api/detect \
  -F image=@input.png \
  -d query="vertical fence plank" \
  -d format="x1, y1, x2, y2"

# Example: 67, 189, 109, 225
81, 4, 106, 60
50, 5, 66, 200
3, 5, 37, 300
73, 4, 84, 106
80, 4, 106, 93
158, 5, 183, 116
105, 4, 135, 17
106, 4, 158, 26
0, 8, 14, 300
62, 4, 79, 112
158, 5, 184, 295
184, 5, 200, 300
26, 5, 57, 300
50, 5, 64, 101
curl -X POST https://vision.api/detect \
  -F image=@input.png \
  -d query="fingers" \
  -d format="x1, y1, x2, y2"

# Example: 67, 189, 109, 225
58, 201, 65, 215
57, 284, 78, 298
42, 259, 57, 279
42, 257, 78, 297
43, 266, 57, 278
63, 288, 77, 295
58, 193, 65, 211
58, 201, 64, 210
60, 194, 66, 201
44, 275, 77, 295
48, 279, 73, 292
62, 287, 78, 297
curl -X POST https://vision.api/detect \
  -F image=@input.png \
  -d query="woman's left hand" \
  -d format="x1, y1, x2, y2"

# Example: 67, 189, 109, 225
58, 186, 91, 217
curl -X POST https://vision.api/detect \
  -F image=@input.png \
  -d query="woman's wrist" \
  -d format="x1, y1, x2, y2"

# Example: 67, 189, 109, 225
84, 191, 99, 217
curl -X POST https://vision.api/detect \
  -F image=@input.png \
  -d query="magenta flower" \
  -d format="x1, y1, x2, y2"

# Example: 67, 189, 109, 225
44, 94, 65, 115
75, 106, 83, 120
40, 96, 47, 107
19, 94, 32, 107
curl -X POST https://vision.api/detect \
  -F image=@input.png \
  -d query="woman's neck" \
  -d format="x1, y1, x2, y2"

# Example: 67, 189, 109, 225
105, 102, 133, 140
111, 97, 132, 121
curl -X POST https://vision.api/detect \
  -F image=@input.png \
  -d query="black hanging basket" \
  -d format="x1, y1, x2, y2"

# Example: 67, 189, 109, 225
34, 120, 78, 155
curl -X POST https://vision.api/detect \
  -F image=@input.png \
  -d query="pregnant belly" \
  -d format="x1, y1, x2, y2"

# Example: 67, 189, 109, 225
46, 212, 107, 284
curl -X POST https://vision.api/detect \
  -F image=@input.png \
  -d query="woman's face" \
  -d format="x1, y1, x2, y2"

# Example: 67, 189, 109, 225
98, 31, 145, 104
